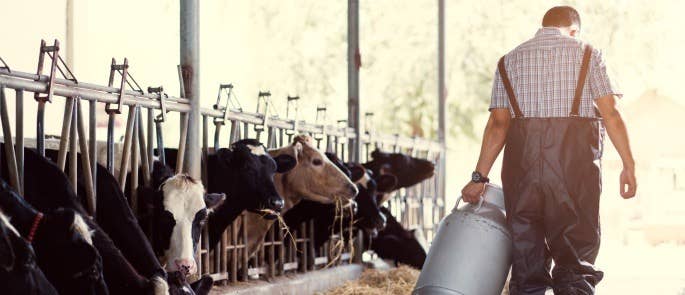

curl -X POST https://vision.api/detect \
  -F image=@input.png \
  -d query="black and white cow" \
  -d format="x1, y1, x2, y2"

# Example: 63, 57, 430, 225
135, 160, 224, 277
161, 139, 296, 247
370, 207, 428, 269
0, 209, 58, 295
0, 177, 107, 294
363, 149, 435, 191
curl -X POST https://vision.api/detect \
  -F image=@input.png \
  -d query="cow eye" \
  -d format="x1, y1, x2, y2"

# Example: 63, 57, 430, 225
312, 158, 323, 166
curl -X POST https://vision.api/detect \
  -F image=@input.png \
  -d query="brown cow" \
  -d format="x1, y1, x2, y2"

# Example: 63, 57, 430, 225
240, 135, 358, 257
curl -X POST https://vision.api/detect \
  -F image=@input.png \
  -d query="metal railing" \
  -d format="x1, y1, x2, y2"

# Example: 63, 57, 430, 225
0, 40, 445, 287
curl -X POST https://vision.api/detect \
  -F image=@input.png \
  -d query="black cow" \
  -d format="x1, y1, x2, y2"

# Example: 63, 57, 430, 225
363, 149, 435, 189
161, 139, 296, 247
370, 207, 428, 269
0, 178, 107, 294
0, 209, 58, 295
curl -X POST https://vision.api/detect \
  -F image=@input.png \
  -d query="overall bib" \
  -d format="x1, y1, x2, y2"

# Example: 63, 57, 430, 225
499, 45, 605, 295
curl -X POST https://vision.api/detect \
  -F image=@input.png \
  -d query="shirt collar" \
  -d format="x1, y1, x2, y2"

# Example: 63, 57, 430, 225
536, 27, 563, 36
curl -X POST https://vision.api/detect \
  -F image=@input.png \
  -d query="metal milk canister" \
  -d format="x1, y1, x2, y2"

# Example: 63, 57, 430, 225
413, 183, 512, 295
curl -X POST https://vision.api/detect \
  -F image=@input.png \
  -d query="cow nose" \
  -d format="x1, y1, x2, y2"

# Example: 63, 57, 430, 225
174, 258, 197, 276
269, 198, 284, 211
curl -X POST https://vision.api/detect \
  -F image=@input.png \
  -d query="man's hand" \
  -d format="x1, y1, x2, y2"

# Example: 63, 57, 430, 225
461, 181, 486, 204
620, 167, 637, 199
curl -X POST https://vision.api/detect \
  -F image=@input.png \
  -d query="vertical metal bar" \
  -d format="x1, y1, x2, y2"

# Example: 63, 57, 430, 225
14, 90, 24, 195
155, 121, 165, 166
89, 100, 97, 193
69, 100, 78, 192
36, 101, 46, 157
347, 0, 361, 163
146, 108, 154, 171
437, 0, 447, 218
180, 0, 201, 179
106, 113, 116, 174
57, 98, 75, 171
176, 113, 188, 174
231, 222, 238, 282
0, 87, 21, 192
131, 108, 140, 214
76, 99, 96, 216
201, 115, 208, 186
118, 106, 136, 191
136, 109, 150, 187
65, 0, 75, 69
240, 214, 248, 281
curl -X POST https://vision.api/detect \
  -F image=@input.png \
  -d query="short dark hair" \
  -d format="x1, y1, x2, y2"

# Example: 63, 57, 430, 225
542, 6, 581, 29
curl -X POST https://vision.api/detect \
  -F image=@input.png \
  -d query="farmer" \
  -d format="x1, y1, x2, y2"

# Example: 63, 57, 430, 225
460, 6, 637, 295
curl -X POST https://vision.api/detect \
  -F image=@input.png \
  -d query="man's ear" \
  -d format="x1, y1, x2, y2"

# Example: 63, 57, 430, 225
274, 154, 296, 173
376, 174, 398, 193
204, 193, 226, 210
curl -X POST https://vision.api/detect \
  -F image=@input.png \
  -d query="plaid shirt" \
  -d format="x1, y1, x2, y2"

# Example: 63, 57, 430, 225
489, 27, 622, 118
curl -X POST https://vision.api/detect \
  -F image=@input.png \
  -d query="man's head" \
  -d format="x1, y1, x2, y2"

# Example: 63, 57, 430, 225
542, 6, 581, 37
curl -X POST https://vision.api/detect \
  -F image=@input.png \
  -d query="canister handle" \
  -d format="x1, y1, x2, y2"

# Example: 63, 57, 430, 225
454, 195, 484, 212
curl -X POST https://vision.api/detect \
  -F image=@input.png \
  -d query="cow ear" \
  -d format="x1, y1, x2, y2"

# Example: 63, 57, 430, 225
371, 149, 387, 160
376, 174, 398, 193
190, 275, 214, 295
0, 229, 15, 271
274, 154, 296, 173
349, 165, 366, 183
204, 193, 226, 210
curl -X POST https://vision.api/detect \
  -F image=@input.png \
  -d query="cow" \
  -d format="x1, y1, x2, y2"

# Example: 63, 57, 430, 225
242, 135, 358, 257
0, 178, 107, 294
7, 146, 173, 295
135, 160, 225, 277
363, 149, 435, 204
283, 154, 397, 251
0, 209, 58, 295
370, 207, 428, 269
159, 139, 296, 248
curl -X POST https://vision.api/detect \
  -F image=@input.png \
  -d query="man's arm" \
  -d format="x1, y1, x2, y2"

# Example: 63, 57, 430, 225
596, 94, 637, 199
461, 109, 511, 203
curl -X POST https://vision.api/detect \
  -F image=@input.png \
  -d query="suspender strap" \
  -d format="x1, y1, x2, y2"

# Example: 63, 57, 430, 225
570, 44, 593, 117
498, 56, 524, 118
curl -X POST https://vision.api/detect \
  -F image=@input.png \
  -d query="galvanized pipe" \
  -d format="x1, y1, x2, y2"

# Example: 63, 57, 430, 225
15, 89, 24, 194
36, 100, 45, 157
76, 99, 96, 216
437, 0, 447, 217
176, 113, 189, 174
180, 0, 201, 179
69, 99, 77, 192
89, 100, 97, 193
136, 109, 151, 187
57, 98, 75, 171
347, 0, 361, 163
0, 86, 21, 192
131, 107, 140, 214
118, 106, 136, 191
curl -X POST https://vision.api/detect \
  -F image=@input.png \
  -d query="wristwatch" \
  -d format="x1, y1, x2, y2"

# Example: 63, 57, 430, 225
471, 171, 490, 183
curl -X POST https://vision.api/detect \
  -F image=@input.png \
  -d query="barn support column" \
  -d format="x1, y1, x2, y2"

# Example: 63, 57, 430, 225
180, 0, 201, 178
347, 0, 361, 163
437, 0, 447, 215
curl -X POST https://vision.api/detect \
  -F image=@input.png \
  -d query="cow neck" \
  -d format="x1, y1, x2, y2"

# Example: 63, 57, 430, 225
274, 171, 301, 213
0, 189, 43, 241
207, 194, 245, 246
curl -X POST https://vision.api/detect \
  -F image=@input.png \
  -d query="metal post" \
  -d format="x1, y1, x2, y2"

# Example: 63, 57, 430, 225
180, 0, 201, 179
66, 0, 75, 69
437, 0, 447, 213
347, 0, 361, 163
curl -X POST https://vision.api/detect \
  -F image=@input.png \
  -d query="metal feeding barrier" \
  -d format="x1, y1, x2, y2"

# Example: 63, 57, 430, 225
0, 39, 445, 286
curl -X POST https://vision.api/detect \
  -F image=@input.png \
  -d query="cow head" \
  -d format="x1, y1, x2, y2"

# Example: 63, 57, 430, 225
33, 208, 108, 294
152, 168, 225, 276
0, 210, 58, 295
346, 164, 398, 237
271, 135, 358, 207
211, 139, 295, 218
364, 149, 435, 189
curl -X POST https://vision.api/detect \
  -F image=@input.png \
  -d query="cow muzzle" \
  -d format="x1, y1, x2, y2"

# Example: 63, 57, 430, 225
173, 258, 197, 276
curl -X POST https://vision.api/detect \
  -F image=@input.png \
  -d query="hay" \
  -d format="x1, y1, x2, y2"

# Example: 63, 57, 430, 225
258, 209, 298, 250
325, 196, 356, 267
321, 266, 420, 295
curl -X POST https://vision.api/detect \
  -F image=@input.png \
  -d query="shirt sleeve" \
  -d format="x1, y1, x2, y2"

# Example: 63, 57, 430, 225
589, 48, 622, 100
489, 66, 510, 111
